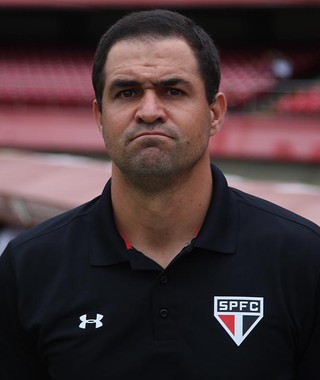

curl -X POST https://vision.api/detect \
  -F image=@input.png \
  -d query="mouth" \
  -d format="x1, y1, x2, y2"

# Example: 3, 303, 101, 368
131, 131, 172, 141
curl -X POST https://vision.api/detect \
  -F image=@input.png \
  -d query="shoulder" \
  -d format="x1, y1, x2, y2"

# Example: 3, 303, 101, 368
231, 186, 320, 243
228, 187, 320, 284
3, 196, 100, 261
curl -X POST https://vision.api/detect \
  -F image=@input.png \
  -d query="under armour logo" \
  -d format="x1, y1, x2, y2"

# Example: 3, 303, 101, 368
79, 314, 104, 329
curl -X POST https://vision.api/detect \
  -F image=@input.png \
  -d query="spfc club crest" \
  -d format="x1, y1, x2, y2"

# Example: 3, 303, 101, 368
214, 296, 264, 346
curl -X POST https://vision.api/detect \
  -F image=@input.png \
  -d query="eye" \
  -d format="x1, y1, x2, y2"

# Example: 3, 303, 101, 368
166, 88, 184, 96
117, 89, 137, 98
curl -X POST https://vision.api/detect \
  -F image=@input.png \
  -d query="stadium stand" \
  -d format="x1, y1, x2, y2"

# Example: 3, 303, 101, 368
0, 47, 94, 107
0, 0, 319, 235
274, 82, 320, 115
0, 47, 272, 108
1, 46, 319, 109
0, 43, 319, 161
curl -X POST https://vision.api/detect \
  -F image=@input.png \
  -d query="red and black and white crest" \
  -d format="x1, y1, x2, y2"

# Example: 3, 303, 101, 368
214, 296, 264, 346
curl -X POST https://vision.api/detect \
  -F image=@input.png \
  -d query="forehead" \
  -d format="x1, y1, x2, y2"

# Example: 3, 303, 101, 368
104, 37, 201, 84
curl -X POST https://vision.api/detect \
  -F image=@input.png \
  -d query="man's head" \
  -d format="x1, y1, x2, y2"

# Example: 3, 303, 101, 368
92, 9, 221, 112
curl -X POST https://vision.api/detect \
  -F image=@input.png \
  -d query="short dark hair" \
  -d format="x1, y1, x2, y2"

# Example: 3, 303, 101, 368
92, 9, 221, 111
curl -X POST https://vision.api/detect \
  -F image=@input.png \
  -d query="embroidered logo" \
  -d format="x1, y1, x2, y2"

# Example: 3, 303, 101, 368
79, 314, 104, 329
214, 296, 264, 346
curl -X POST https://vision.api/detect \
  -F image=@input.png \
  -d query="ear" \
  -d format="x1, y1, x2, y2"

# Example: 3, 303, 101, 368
93, 99, 103, 135
209, 92, 227, 136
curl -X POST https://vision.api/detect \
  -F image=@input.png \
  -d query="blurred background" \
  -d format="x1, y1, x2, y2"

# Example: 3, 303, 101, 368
0, 0, 320, 252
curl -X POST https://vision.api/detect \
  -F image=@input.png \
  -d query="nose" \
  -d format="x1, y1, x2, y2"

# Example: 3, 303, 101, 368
135, 91, 166, 124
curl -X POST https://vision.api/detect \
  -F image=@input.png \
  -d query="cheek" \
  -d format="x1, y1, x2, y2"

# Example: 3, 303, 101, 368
100, 114, 128, 151
101, 113, 120, 137
189, 110, 213, 139
102, 105, 133, 132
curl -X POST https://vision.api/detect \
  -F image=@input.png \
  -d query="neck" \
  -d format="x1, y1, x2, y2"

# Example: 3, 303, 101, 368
111, 162, 213, 268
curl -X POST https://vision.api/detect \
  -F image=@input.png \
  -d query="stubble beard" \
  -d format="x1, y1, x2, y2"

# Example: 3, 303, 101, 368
112, 140, 205, 195
105, 120, 211, 195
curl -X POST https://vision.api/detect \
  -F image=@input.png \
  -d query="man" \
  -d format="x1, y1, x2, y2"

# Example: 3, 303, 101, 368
0, 9, 319, 380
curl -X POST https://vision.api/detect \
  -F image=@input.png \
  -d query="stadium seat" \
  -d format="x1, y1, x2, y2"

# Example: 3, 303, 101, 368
274, 83, 320, 115
0, 46, 319, 111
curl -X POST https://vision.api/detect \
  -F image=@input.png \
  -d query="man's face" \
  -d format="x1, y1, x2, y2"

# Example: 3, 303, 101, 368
93, 37, 225, 190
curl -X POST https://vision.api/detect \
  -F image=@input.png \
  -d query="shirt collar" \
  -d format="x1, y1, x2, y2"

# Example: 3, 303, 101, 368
89, 163, 238, 266
193, 164, 238, 254
89, 178, 130, 266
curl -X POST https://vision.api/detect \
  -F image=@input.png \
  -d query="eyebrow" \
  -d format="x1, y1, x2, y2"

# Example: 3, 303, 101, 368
108, 77, 192, 91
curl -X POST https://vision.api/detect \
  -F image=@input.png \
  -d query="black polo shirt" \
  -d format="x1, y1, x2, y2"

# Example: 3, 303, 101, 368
1, 164, 320, 380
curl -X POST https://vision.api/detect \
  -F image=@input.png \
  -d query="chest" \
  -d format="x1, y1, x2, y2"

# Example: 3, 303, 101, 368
21, 250, 305, 380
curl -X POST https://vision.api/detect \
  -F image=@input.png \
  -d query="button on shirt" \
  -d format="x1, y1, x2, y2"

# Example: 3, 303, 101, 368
0, 164, 320, 380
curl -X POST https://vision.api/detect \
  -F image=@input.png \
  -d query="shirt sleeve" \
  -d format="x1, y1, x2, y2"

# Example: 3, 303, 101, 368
0, 244, 49, 380
296, 274, 320, 378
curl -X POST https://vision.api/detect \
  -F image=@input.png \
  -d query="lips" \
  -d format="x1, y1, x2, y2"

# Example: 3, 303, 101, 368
132, 131, 171, 140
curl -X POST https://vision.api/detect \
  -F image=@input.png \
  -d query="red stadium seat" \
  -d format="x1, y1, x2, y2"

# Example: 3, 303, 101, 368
0, 46, 319, 112
274, 83, 320, 115
0, 47, 94, 106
